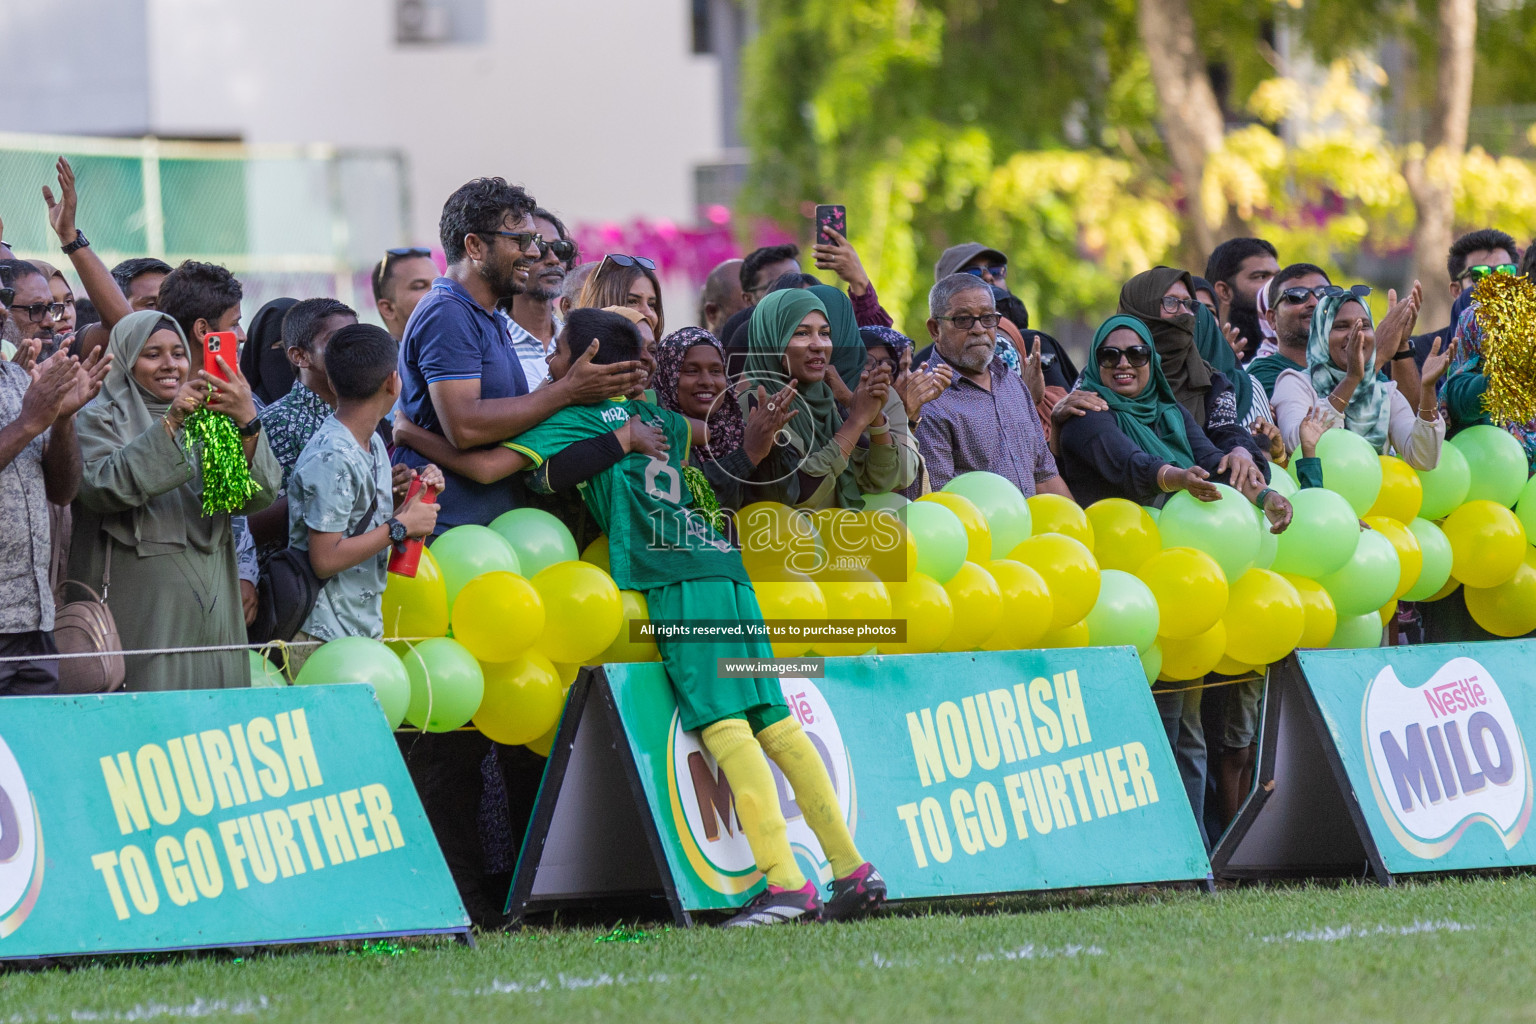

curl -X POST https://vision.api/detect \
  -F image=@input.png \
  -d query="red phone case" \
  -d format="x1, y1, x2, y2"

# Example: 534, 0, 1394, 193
203, 331, 238, 383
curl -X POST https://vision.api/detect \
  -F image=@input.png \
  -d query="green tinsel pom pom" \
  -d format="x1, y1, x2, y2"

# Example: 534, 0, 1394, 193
182, 405, 261, 515
682, 465, 727, 536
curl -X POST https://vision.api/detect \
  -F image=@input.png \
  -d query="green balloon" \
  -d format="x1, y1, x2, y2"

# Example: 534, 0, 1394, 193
1271, 488, 1358, 579
1518, 475, 1536, 541
861, 491, 910, 512
247, 650, 287, 688
1314, 529, 1398, 616
902, 501, 968, 584
1267, 465, 1299, 500
1402, 517, 1454, 601
1251, 503, 1278, 570
1451, 425, 1529, 508
1315, 428, 1383, 515
401, 638, 485, 732
1144, 505, 1161, 524
429, 526, 520, 614
1083, 569, 1160, 653
489, 507, 578, 579
296, 636, 411, 729
1416, 442, 1470, 520
1140, 642, 1163, 686
1327, 610, 1384, 649
1157, 484, 1260, 582
942, 471, 1031, 557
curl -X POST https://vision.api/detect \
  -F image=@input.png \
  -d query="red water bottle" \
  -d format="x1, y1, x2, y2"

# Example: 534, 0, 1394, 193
387, 479, 436, 577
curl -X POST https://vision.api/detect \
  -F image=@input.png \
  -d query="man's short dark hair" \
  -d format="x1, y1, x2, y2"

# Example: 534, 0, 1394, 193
0, 259, 46, 285
110, 257, 173, 294
533, 206, 569, 241
559, 308, 641, 366
1270, 262, 1331, 294
153, 260, 243, 339
325, 323, 399, 401
438, 177, 538, 265
1204, 237, 1279, 286
1448, 228, 1520, 280
1520, 239, 1536, 280
767, 271, 820, 293
282, 298, 356, 352
741, 244, 800, 293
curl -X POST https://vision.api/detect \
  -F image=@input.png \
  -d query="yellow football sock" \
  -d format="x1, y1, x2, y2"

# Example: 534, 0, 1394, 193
756, 717, 864, 879
700, 719, 805, 891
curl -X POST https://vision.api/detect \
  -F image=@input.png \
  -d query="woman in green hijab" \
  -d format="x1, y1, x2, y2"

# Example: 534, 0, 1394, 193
70, 310, 282, 691
739, 289, 913, 509
1270, 291, 1448, 468
1056, 316, 1292, 532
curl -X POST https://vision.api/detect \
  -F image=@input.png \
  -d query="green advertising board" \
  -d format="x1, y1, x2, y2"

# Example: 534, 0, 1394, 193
510, 648, 1210, 923
0, 686, 468, 958
1214, 641, 1536, 883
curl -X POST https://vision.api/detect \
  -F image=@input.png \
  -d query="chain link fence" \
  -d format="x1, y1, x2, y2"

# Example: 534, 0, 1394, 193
0, 132, 410, 319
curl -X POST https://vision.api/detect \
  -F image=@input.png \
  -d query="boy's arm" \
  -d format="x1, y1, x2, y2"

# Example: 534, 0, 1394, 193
394, 414, 529, 484
307, 477, 440, 578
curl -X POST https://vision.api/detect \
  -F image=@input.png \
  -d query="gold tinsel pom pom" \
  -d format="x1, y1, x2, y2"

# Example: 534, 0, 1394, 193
1473, 272, 1536, 430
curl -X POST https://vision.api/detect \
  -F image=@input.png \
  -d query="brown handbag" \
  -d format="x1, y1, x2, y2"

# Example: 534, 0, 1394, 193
53, 558, 125, 694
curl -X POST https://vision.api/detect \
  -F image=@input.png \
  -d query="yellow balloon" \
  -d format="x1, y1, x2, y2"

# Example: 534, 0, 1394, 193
753, 573, 827, 657
1424, 577, 1462, 602
812, 508, 911, 584
980, 559, 1053, 650
590, 590, 660, 665
813, 572, 890, 657
1159, 621, 1227, 681
580, 535, 611, 573
1085, 498, 1161, 572
1378, 599, 1398, 627
450, 571, 544, 663
1281, 573, 1338, 648
1039, 620, 1089, 649
1009, 534, 1100, 628
1027, 493, 1095, 548
1222, 569, 1304, 667
552, 661, 581, 690
739, 501, 821, 578
880, 573, 954, 654
382, 547, 449, 639
918, 492, 992, 564
1366, 455, 1424, 523
473, 650, 565, 746
1443, 499, 1527, 588
1363, 516, 1423, 600
1214, 654, 1260, 676
1465, 548, 1536, 637
1136, 547, 1228, 640
940, 562, 1003, 651
526, 722, 559, 758
531, 561, 623, 664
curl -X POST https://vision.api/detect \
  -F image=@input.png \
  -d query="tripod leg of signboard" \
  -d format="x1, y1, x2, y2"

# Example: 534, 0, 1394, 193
1210, 657, 1393, 885
506, 668, 692, 928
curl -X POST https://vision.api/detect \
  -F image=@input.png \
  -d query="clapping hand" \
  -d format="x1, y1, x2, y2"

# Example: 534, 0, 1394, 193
744, 382, 800, 464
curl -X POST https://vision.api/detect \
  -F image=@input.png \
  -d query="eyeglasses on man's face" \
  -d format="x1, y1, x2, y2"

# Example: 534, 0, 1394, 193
15, 301, 67, 323
486, 230, 541, 254
935, 312, 1002, 331
1457, 263, 1518, 284
960, 264, 1007, 281
538, 237, 577, 263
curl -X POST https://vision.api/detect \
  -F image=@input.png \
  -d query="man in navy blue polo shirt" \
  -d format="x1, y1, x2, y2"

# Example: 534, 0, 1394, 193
393, 177, 642, 928
396, 176, 643, 533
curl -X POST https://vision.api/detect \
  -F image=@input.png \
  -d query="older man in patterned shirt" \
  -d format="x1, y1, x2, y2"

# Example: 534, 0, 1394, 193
914, 274, 1074, 499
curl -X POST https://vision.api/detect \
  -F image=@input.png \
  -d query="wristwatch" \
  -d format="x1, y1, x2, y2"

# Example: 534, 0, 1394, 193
61, 230, 90, 255
386, 518, 408, 544
238, 414, 262, 437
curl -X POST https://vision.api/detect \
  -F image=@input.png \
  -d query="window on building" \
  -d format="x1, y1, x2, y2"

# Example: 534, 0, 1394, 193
396, 0, 485, 45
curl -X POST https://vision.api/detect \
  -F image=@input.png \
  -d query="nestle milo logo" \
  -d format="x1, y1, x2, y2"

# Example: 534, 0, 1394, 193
666, 680, 853, 895
1362, 658, 1533, 859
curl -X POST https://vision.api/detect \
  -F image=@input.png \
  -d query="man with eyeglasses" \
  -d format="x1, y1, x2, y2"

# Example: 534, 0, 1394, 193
372, 247, 439, 342
914, 274, 1072, 499
1409, 228, 1520, 370
502, 207, 576, 390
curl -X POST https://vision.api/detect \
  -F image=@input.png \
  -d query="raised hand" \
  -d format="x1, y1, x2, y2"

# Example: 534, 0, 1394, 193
1021, 334, 1045, 405
744, 382, 801, 464
900, 361, 952, 421
199, 354, 259, 427
561, 340, 647, 404
1251, 418, 1285, 463
810, 227, 872, 295
1221, 321, 1245, 360
849, 363, 891, 426
824, 363, 856, 408
1344, 319, 1371, 382
1298, 405, 1329, 458
56, 344, 112, 419
20, 352, 76, 434
42, 156, 79, 244
1373, 281, 1422, 367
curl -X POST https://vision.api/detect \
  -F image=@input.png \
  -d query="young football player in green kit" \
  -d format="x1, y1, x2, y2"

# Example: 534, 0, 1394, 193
445, 308, 884, 925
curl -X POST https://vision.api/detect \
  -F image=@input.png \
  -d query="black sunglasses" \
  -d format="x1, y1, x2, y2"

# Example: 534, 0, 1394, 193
1096, 344, 1152, 369
539, 237, 578, 263
934, 312, 1002, 330
960, 264, 1007, 280
0, 287, 13, 308
16, 301, 67, 323
602, 253, 656, 271
1278, 283, 1371, 305
374, 247, 432, 288
486, 230, 541, 253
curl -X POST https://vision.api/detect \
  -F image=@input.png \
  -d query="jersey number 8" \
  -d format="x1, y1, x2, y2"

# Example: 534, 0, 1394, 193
644, 457, 682, 504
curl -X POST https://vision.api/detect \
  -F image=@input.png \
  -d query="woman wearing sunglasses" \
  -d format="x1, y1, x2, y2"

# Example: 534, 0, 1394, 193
1271, 292, 1449, 469
1056, 316, 1293, 532
576, 253, 664, 339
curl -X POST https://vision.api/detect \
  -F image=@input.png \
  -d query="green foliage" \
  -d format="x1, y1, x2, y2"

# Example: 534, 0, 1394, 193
742, 0, 1536, 337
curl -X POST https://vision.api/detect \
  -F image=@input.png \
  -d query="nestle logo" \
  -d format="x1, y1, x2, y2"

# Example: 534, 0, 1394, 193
1423, 676, 1487, 719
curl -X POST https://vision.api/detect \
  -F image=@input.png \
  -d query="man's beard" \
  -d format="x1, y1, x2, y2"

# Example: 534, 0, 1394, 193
526, 266, 565, 302
481, 256, 527, 301
1226, 301, 1265, 361
947, 337, 995, 373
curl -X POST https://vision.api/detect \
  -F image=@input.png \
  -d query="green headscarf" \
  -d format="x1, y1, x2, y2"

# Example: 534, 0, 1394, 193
75, 310, 220, 555
1079, 315, 1198, 470
1307, 291, 1391, 452
807, 284, 867, 387
742, 289, 863, 508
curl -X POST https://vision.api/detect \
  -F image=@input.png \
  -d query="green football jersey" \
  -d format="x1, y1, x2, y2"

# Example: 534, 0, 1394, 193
506, 398, 748, 590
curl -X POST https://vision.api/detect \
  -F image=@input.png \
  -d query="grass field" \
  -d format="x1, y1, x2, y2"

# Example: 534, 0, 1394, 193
3, 875, 1533, 1023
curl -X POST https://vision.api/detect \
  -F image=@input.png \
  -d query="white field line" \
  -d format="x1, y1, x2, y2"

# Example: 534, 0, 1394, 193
868, 943, 1106, 968
1256, 919, 1475, 943
462, 972, 698, 996
4, 996, 270, 1022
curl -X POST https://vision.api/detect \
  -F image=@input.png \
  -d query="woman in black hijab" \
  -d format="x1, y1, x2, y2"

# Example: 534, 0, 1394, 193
240, 296, 299, 407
